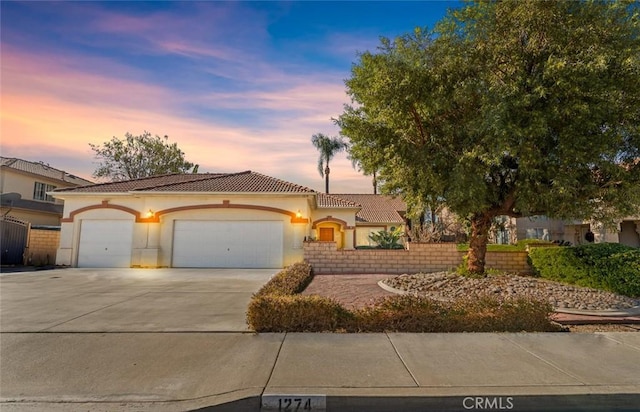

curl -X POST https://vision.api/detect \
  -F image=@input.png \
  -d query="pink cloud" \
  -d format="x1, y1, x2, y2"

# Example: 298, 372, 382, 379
1, 48, 373, 193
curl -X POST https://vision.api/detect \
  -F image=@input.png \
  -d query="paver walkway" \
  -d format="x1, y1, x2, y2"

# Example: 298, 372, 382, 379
301, 274, 395, 309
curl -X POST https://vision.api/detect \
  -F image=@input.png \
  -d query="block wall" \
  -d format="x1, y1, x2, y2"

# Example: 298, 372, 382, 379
304, 242, 532, 274
26, 228, 60, 266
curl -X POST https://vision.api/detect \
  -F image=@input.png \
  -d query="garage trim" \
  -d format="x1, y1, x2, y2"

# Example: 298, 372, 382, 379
62, 200, 309, 224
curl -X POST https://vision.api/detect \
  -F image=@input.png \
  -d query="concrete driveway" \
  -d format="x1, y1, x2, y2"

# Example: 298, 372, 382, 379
0, 268, 275, 332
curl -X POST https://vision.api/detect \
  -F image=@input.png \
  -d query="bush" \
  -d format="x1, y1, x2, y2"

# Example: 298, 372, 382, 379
247, 294, 350, 332
529, 243, 640, 297
369, 228, 404, 249
348, 295, 560, 333
603, 249, 640, 298
253, 262, 314, 297
247, 262, 349, 331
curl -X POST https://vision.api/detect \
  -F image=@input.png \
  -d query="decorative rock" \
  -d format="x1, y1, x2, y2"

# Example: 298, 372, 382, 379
381, 271, 640, 311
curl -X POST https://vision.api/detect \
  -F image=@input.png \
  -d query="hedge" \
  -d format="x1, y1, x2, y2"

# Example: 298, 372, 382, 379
529, 243, 640, 297
246, 262, 561, 333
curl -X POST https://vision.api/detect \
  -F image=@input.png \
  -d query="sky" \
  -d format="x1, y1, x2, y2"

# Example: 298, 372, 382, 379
1, 1, 457, 193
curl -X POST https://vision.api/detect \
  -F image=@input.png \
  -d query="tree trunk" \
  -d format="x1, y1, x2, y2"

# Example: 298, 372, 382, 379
373, 171, 377, 194
325, 166, 330, 193
467, 212, 493, 275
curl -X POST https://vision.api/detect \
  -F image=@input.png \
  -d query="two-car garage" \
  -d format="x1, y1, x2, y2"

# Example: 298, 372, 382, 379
77, 219, 284, 269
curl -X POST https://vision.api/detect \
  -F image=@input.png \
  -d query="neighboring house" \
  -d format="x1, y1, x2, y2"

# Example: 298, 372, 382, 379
506, 215, 640, 247
1, 157, 92, 225
52, 171, 409, 268
563, 216, 640, 247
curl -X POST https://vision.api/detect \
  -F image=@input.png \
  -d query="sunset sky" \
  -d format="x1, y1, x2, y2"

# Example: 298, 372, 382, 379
1, 1, 456, 193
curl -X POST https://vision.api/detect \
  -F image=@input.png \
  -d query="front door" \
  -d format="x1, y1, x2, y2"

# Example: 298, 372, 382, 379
319, 227, 334, 242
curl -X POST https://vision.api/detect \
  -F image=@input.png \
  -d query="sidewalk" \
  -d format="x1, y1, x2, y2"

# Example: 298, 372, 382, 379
1, 332, 639, 411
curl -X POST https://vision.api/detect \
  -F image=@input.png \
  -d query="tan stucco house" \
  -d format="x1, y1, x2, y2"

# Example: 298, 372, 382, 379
52, 171, 407, 268
1, 157, 93, 226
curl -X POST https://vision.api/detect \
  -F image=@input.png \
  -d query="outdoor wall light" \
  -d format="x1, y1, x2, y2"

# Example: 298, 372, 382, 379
145, 209, 155, 218
296, 210, 302, 219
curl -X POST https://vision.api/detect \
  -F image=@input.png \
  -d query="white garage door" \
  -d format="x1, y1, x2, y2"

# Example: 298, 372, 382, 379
78, 220, 133, 268
172, 220, 283, 268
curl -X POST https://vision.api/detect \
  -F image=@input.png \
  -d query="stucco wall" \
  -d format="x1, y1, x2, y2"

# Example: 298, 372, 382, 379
26, 227, 60, 266
304, 242, 532, 274
1, 168, 71, 204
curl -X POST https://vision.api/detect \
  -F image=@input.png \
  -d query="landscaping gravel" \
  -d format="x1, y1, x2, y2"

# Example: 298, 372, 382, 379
382, 272, 640, 311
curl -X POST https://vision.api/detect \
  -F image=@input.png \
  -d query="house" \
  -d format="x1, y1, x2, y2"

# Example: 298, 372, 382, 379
506, 215, 640, 247
52, 171, 408, 268
563, 216, 640, 247
1, 157, 93, 225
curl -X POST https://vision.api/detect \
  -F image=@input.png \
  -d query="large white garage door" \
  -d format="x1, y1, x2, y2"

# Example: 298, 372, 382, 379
78, 220, 133, 268
172, 220, 284, 268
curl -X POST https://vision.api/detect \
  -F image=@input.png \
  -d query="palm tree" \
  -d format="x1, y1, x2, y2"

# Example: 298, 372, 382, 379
311, 133, 347, 193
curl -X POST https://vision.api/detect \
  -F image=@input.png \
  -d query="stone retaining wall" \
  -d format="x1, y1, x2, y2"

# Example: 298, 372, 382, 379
304, 241, 531, 274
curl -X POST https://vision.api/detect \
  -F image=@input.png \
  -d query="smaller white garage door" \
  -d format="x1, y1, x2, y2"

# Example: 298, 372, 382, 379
172, 220, 283, 268
78, 220, 133, 268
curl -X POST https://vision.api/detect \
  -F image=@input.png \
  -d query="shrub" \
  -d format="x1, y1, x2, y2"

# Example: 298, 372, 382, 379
248, 294, 350, 332
346, 295, 560, 333
253, 262, 314, 297
529, 243, 640, 297
603, 249, 640, 298
348, 295, 449, 332
369, 228, 404, 249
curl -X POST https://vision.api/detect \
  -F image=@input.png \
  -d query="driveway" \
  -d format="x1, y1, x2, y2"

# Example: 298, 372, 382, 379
0, 268, 275, 332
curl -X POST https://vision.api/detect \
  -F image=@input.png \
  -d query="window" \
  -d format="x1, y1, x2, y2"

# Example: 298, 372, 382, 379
33, 182, 56, 202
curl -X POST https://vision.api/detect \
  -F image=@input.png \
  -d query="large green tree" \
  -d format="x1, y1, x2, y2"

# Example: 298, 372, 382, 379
338, 0, 640, 274
311, 133, 348, 193
90, 131, 198, 181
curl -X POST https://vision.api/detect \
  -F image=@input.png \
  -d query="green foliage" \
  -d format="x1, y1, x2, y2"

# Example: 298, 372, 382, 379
247, 262, 559, 332
89, 131, 197, 181
368, 228, 404, 249
529, 243, 640, 297
338, 1, 640, 274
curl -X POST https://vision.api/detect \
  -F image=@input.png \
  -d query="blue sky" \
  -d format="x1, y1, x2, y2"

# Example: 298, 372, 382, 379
1, 1, 457, 192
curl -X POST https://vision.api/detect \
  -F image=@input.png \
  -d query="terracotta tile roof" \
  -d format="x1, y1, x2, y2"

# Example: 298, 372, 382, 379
315, 193, 361, 208
1, 157, 93, 186
332, 194, 406, 224
54, 171, 316, 194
